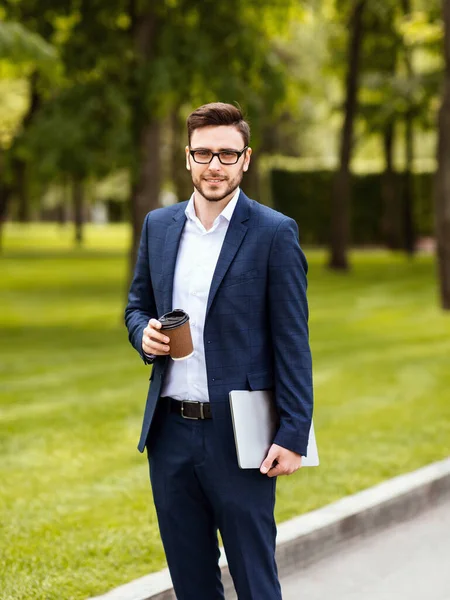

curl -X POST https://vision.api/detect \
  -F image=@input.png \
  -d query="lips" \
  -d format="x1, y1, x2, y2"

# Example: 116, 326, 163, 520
205, 178, 225, 183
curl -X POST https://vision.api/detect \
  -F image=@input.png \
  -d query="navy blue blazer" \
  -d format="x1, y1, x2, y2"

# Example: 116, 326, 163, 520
125, 191, 313, 456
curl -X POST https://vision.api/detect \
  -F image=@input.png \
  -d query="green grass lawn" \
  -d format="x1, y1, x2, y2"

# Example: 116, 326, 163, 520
1, 223, 449, 600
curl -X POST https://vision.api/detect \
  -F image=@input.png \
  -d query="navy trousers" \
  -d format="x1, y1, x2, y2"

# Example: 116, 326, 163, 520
146, 400, 282, 600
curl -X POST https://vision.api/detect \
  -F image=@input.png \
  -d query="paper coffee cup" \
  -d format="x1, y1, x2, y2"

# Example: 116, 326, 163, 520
159, 309, 194, 361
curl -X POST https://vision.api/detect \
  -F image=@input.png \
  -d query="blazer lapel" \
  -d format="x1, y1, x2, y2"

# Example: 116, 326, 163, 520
161, 204, 187, 314
206, 191, 251, 318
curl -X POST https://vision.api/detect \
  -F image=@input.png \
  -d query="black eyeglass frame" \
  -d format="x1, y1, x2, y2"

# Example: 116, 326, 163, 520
189, 146, 249, 165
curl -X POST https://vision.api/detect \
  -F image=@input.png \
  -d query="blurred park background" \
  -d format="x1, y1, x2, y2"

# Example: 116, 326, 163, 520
1, 1, 450, 599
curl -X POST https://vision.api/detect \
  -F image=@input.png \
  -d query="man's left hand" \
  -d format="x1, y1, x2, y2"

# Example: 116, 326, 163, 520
260, 444, 302, 477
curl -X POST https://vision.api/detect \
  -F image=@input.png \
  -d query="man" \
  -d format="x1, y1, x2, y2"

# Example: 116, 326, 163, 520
125, 102, 313, 600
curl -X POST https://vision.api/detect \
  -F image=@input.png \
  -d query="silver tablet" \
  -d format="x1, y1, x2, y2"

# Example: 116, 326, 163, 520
229, 390, 278, 469
229, 389, 319, 469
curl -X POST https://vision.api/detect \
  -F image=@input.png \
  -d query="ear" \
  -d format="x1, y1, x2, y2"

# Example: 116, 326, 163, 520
185, 146, 191, 171
243, 147, 252, 172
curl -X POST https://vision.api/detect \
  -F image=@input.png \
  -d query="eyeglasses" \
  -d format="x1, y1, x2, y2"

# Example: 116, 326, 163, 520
189, 146, 248, 165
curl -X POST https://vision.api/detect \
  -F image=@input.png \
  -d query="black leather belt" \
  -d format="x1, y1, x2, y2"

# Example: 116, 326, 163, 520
162, 397, 212, 419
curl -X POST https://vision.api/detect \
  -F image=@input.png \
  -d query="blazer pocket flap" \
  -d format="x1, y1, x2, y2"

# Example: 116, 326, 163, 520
247, 370, 274, 390
223, 268, 259, 287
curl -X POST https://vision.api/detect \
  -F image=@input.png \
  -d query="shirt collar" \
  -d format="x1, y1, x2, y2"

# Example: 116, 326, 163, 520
185, 187, 240, 225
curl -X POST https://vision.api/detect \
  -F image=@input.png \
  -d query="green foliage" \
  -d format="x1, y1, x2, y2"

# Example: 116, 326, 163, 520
1, 225, 449, 598
0, 20, 57, 67
0, 78, 28, 148
399, 9, 443, 47
25, 81, 130, 181
0, 0, 445, 222
52, 0, 302, 131
2, 0, 307, 200
271, 168, 434, 244
0, 20, 60, 149
358, 3, 443, 136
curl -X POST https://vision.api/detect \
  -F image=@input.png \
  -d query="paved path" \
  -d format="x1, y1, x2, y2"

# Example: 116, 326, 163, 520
281, 499, 450, 600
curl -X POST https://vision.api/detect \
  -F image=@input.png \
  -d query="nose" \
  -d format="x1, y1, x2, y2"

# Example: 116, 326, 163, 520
208, 154, 222, 169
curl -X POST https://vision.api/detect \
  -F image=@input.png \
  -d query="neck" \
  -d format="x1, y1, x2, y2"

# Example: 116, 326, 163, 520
193, 188, 238, 230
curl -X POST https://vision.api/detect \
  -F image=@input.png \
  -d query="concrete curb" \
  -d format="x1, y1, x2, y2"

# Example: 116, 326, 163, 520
90, 457, 450, 600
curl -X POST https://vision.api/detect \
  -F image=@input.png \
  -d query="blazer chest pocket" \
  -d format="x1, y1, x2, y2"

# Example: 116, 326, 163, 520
222, 268, 260, 288
247, 370, 274, 391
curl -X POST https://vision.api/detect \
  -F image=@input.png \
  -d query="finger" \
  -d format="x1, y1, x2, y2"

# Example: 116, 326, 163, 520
266, 462, 285, 478
147, 320, 170, 341
260, 447, 279, 474
149, 318, 162, 329
148, 330, 170, 344
142, 334, 170, 354
143, 339, 170, 354
144, 327, 170, 344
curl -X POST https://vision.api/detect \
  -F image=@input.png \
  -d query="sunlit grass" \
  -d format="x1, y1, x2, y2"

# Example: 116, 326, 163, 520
1, 224, 449, 599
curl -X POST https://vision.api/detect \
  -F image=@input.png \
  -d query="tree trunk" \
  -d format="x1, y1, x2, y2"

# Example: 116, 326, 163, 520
328, 0, 366, 270
402, 110, 416, 255
400, 0, 417, 256
129, 120, 161, 275
10, 72, 40, 224
435, 0, 450, 310
0, 182, 12, 253
0, 150, 10, 252
381, 123, 402, 249
58, 178, 69, 225
127, 6, 162, 287
401, 0, 415, 255
14, 158, 30, 223
72, 177, 84, 246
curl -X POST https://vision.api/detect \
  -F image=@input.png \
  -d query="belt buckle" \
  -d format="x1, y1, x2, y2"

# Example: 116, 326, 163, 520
181, 400, 204, 420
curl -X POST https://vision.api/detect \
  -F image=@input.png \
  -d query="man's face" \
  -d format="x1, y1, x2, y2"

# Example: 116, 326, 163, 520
186, 125, 251, 203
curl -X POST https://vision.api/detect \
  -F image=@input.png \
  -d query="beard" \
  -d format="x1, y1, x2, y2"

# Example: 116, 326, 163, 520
191, 165, 245, 203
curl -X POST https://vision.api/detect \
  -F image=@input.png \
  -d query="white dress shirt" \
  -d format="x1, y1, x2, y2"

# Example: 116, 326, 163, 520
160, 187, 240, 402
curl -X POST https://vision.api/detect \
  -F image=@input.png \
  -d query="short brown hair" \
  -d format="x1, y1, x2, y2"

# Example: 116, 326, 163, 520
187, 102, 250, 147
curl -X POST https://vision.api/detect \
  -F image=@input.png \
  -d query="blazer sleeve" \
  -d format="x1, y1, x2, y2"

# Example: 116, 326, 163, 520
268, 217, 313, 456
124, 213, 158, 365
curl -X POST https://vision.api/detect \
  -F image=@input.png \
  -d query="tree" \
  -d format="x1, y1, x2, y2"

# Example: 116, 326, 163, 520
435, 0, 450, 310
329, 0, 367, 270
36, 0, 301, 281
356, 3, 403, 249
327, 0, 442, 266
400, 0, 418, 257
359, 2, 443, 253
3, 0, 305, 274
26, 80, 130, 245
0, 17, 58, 249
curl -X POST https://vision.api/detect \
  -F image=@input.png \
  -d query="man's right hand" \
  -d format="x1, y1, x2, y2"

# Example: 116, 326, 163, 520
142, 319, 170, 356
